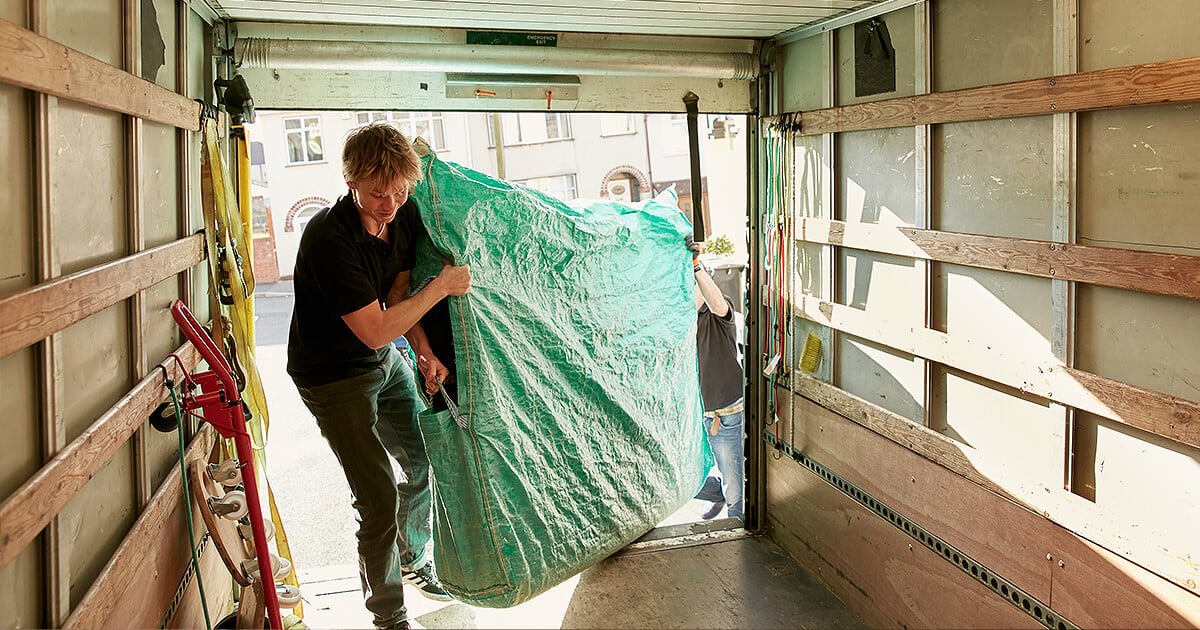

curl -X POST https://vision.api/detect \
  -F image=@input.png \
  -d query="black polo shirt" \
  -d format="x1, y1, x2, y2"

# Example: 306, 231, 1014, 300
287, 192, 427, 388
697, 296, 742, 412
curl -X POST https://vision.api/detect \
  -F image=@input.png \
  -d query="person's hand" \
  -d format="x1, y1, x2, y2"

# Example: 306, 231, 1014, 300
435, 260, 471, 297
416, 353, 450, 396
685, 234, 704, 272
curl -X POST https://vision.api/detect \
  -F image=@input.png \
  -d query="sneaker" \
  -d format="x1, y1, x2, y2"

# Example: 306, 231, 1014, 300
701, 500, 726, 520
402, 563, 454, 602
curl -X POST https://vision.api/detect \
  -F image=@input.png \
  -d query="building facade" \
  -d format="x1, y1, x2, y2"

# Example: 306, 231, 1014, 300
246, 110, 747, 280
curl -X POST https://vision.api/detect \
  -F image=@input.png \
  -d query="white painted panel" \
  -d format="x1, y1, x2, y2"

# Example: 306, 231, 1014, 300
61, 442, 136, 608
835, 4, 917, 106
0, 349, 39, 497
0, 83, 32, 296
837, 128, 917, 226
0, 0, 25, 25
0, 542, 43, 628
840, 250, 923, 326
143, 0, 175, 88
932, 0, 1052, 92
1073, 411, 1200, 572
144, 277, 183, 489
1079, 0, 1200, 71
779, 33, 831, 113
239, 69, 752, 113
836, 128, 921, 326
61, 304, 131, 441
1078, 105, 1200, 256
143, 120, 180, 247
931, 366, 1062, 489
1077, 287, 1200, 403
836, 335, 924, 421
52, 102, 126, 275
934, 264, 1053, 361
48, 0, 122, 66
0, 348, 41, 627
934, 117, 1055, 240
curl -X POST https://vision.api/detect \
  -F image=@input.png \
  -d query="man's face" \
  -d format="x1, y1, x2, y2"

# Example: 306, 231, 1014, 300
349, 177, 411, 225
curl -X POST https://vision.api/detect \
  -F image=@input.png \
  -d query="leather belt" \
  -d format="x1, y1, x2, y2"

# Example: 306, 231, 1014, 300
703, 399, 744, 420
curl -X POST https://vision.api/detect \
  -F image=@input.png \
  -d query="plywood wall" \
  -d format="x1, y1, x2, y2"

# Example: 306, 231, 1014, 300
0, 0, 220, 625
763, 0, 1200, 626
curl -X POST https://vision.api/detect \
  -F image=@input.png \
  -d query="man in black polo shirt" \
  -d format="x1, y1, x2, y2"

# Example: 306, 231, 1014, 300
687, 237, 744, 521
288, 123, 470, 630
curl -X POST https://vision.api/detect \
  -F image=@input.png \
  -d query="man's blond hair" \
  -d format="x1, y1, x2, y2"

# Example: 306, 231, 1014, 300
342, 122, 423, 188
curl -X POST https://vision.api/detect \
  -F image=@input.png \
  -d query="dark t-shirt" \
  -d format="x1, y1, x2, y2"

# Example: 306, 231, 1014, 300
697, 296, 742, 412
287, 192, 427, 387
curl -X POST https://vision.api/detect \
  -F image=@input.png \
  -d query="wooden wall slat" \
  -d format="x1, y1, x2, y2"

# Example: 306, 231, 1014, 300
793, 294, 1200, 449
799, 218, 1200, 300
788, 374, 1200, 599
0, 235, 203, 359
0, 17, 201, 131
0, 342, 200, 572
770, 387, 1200, 621
764, 55, 1200, 135
63, 424, 217, 630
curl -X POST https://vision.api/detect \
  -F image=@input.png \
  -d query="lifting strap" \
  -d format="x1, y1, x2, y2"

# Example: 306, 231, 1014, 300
199, 117, 303, 617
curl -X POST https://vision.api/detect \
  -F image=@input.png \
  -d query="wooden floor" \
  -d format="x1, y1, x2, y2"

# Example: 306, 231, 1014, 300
298, 528, 864, 629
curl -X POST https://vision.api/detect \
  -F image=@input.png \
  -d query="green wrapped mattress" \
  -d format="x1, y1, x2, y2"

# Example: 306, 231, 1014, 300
409, 154, 708, 607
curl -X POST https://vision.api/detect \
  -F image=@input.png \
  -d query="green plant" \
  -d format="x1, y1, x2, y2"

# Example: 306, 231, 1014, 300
704, 234, 735, 256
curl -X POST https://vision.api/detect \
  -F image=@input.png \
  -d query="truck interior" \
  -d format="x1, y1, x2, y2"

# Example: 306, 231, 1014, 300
2, 0, 1199, 628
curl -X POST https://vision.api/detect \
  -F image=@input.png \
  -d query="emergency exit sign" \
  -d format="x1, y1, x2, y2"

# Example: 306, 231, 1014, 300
466, 31, 558, 47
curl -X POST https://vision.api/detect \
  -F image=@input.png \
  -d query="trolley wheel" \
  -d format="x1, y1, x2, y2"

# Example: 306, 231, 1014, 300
149, 401, 179, 433
239, 518, 275, 543
275, 583, 302, 608
275, 557, 292, 580
210, 490, 249, 520
207, 459, 243, 487
243, 552, 281, 581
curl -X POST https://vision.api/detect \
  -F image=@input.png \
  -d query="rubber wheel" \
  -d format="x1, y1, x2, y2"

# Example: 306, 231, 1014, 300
217, 490, 249, 520
275, 584, 302, 608
274, 557, 292, 580
209, 459, 243, 487
244, 552, 281, 581
149, 401, 179, 433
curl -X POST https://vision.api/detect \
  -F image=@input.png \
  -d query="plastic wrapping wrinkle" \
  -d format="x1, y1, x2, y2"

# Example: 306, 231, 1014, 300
410, 155, 709, 607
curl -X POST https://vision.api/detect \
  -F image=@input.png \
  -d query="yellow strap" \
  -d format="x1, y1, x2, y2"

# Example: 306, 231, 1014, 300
200, 120, 303, 618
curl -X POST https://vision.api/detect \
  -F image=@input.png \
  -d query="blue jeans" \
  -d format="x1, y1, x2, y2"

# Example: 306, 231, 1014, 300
295, 345, 431, 627
695, 409, 744, 519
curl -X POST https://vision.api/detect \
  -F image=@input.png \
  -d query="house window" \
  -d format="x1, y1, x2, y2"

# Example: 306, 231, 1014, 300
488, 113, 572, 146
663, 114, 689, 156
356, 111, 447, 151
294, 205, 323, 234
600, 114, 636, 136
519, 174, 577, 202
284, 116, 324, 164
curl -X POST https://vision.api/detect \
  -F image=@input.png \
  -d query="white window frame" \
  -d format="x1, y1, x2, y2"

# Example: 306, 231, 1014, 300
600, 113, 636, 137
519, 174, 578, 202
356, 111, 447, 151
488, 113, 573, 146
284, 115, 325, 164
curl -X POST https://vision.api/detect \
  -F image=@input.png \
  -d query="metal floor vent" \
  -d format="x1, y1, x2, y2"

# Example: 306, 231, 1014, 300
763, 432, 1079, 630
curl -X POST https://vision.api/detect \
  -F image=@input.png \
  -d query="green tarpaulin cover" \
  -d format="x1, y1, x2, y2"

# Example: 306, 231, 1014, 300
409, 154, 709, 608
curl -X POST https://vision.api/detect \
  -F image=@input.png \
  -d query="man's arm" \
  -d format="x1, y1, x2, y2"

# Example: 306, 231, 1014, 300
687, 233, 730, 317
341, 262, 470, 350
695, 262, 730, 317
404, 321, 448, 395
